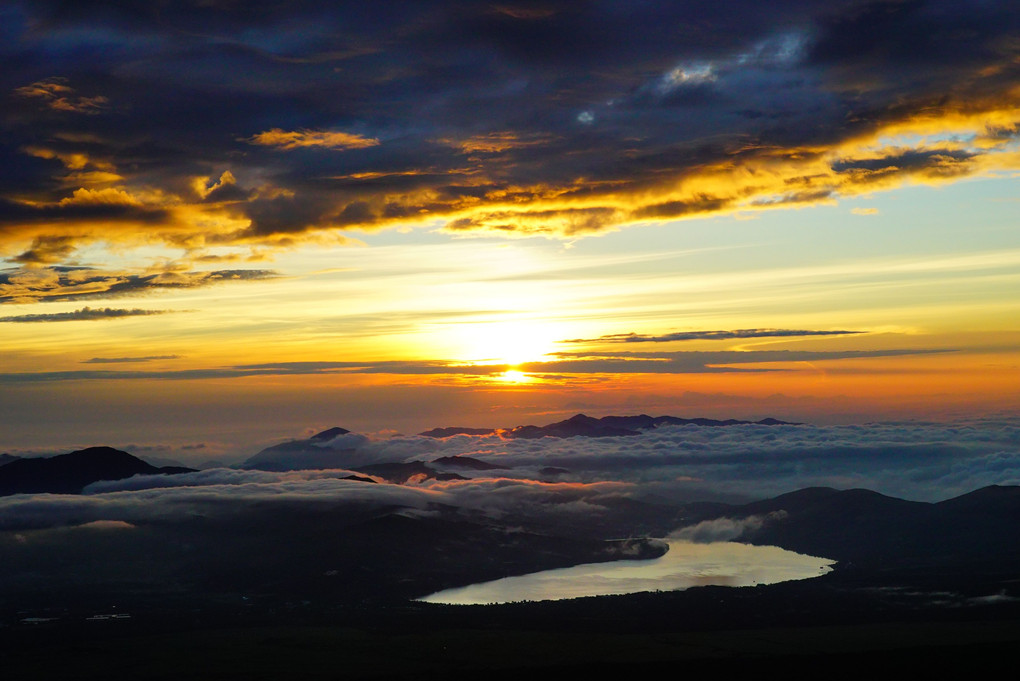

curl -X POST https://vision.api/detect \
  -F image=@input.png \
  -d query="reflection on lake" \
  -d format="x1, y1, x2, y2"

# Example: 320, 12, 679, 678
418, 540, 834, 605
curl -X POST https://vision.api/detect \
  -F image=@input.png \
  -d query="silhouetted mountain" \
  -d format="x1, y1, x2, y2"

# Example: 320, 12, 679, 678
311, 426, 350, 440
0, 453, 21, 467
419, 427, 497, 438
935, 484, 1020, 513
241, 427, 366, 471
507, 414, 643, 439
0, 446, 197, 496
430, 455, 504, 471
601, 413, 799, 429
678, 485, 1020, 570
419, 414, 798, 439
418, 414, 798, 440
341, 474, 378, 484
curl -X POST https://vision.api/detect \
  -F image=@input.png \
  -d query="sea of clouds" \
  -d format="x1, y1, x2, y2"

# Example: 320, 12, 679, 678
2, 418, 1018, 533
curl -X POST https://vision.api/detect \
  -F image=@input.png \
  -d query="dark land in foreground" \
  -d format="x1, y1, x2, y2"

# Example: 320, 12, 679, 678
3, 566, 1020, 680
3, 485, 1020, 678
2, 424, 1019, 678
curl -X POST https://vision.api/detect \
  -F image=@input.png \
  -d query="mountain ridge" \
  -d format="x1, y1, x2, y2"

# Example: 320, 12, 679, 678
678, 484, 1020, 570
0, 446, 197, 496
241, 413, 798, 471
419, 413, 799, 439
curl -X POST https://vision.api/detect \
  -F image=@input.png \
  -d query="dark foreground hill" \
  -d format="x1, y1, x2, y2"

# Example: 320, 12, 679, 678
0, 446, 196, 496
678, 484, 1020, 571
3, 484, 1020, 679
3, 486, 1020, 680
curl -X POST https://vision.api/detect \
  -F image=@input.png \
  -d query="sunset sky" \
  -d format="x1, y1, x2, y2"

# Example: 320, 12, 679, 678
1, 1, 1017, 458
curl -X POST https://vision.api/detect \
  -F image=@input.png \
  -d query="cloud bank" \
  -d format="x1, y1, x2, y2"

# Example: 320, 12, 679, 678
563, 329, 865, 344
0, 0, 1017, 287
0, 346, 952, 383
0, 306, 170, 322
1, 418, 1016, 539
0, 266, 276, 304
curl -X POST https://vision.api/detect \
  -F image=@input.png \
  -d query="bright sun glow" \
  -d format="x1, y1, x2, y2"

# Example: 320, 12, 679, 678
496, 369, 532, 384
454, 320, 562, 366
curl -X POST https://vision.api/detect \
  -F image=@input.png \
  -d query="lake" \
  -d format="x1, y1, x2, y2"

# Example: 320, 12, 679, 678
417, 539, 835, 605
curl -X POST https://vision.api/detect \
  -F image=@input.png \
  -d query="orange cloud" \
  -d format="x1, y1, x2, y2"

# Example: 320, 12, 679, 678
245, 129, 380, 150
4, 69, 1020, 269
438, 131, 555, 154
14, 77, 109, 115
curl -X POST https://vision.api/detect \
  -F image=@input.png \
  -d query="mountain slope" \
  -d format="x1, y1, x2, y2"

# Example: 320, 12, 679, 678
241, 427, 368, 471
0, 453, 21, 467
677, 485, 1020, 570
0, 446, 197, 496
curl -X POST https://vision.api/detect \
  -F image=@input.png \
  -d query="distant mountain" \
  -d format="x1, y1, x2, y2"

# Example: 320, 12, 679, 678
241, 427, 368, 471
418, 427, 497, 438
244, 415, 800, 474
243, 428, 511, 474
0, 453, 21, 467
598, 414, 796, 429
430, 455, 505, 471
0, 446, 197, 496
340, 474, 377, 484
420, 413, 798, 439
507, 414, 642, 439
311, 426, 350, 440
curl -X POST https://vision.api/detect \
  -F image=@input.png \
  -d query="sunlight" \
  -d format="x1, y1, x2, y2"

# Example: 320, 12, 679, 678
496, 369, 532, 384
455, 320, 562, 366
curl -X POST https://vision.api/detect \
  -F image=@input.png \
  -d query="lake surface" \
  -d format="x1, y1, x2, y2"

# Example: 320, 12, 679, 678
418, 540, 834, 605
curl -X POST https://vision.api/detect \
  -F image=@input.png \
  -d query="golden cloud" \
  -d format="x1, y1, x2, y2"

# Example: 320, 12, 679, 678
2, 85, 1018, 269
438, 131, 555, 155
245, 129, 380, 151
58, 188, 142, 206
0, 265, 277, 304
14, 77, 109, 115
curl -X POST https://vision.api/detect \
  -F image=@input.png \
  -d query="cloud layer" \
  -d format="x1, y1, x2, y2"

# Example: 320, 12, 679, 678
0, 306, 170, 322
0, 266, 276, 303
1, 1, 1017, 288
1, 418, 1017, 537
563, 329, 865, 344
0, 346, 951, 382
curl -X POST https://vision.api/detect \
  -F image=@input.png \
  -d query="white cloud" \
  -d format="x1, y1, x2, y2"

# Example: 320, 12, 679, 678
658, 63, 716, 93
2, 419, 1016, 533
670, 513, 785, 543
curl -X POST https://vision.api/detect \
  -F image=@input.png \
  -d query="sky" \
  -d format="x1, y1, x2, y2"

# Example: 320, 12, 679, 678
1, 0, 1018, 458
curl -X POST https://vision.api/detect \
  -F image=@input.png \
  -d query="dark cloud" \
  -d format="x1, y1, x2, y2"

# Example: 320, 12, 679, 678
0, 0, 1016, 265
13, 77, 109, 114
83, 355, 182, 363
0, 347, 952, 383
0, 197, 171, 240
562, 329, 865, 344
528, 348, 952, 374
0, 266, 276, 304
0, 305, 170, 322
12, 235, 77, 264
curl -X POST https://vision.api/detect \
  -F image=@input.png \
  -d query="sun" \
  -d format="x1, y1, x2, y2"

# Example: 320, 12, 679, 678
495, 369, 532, 384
